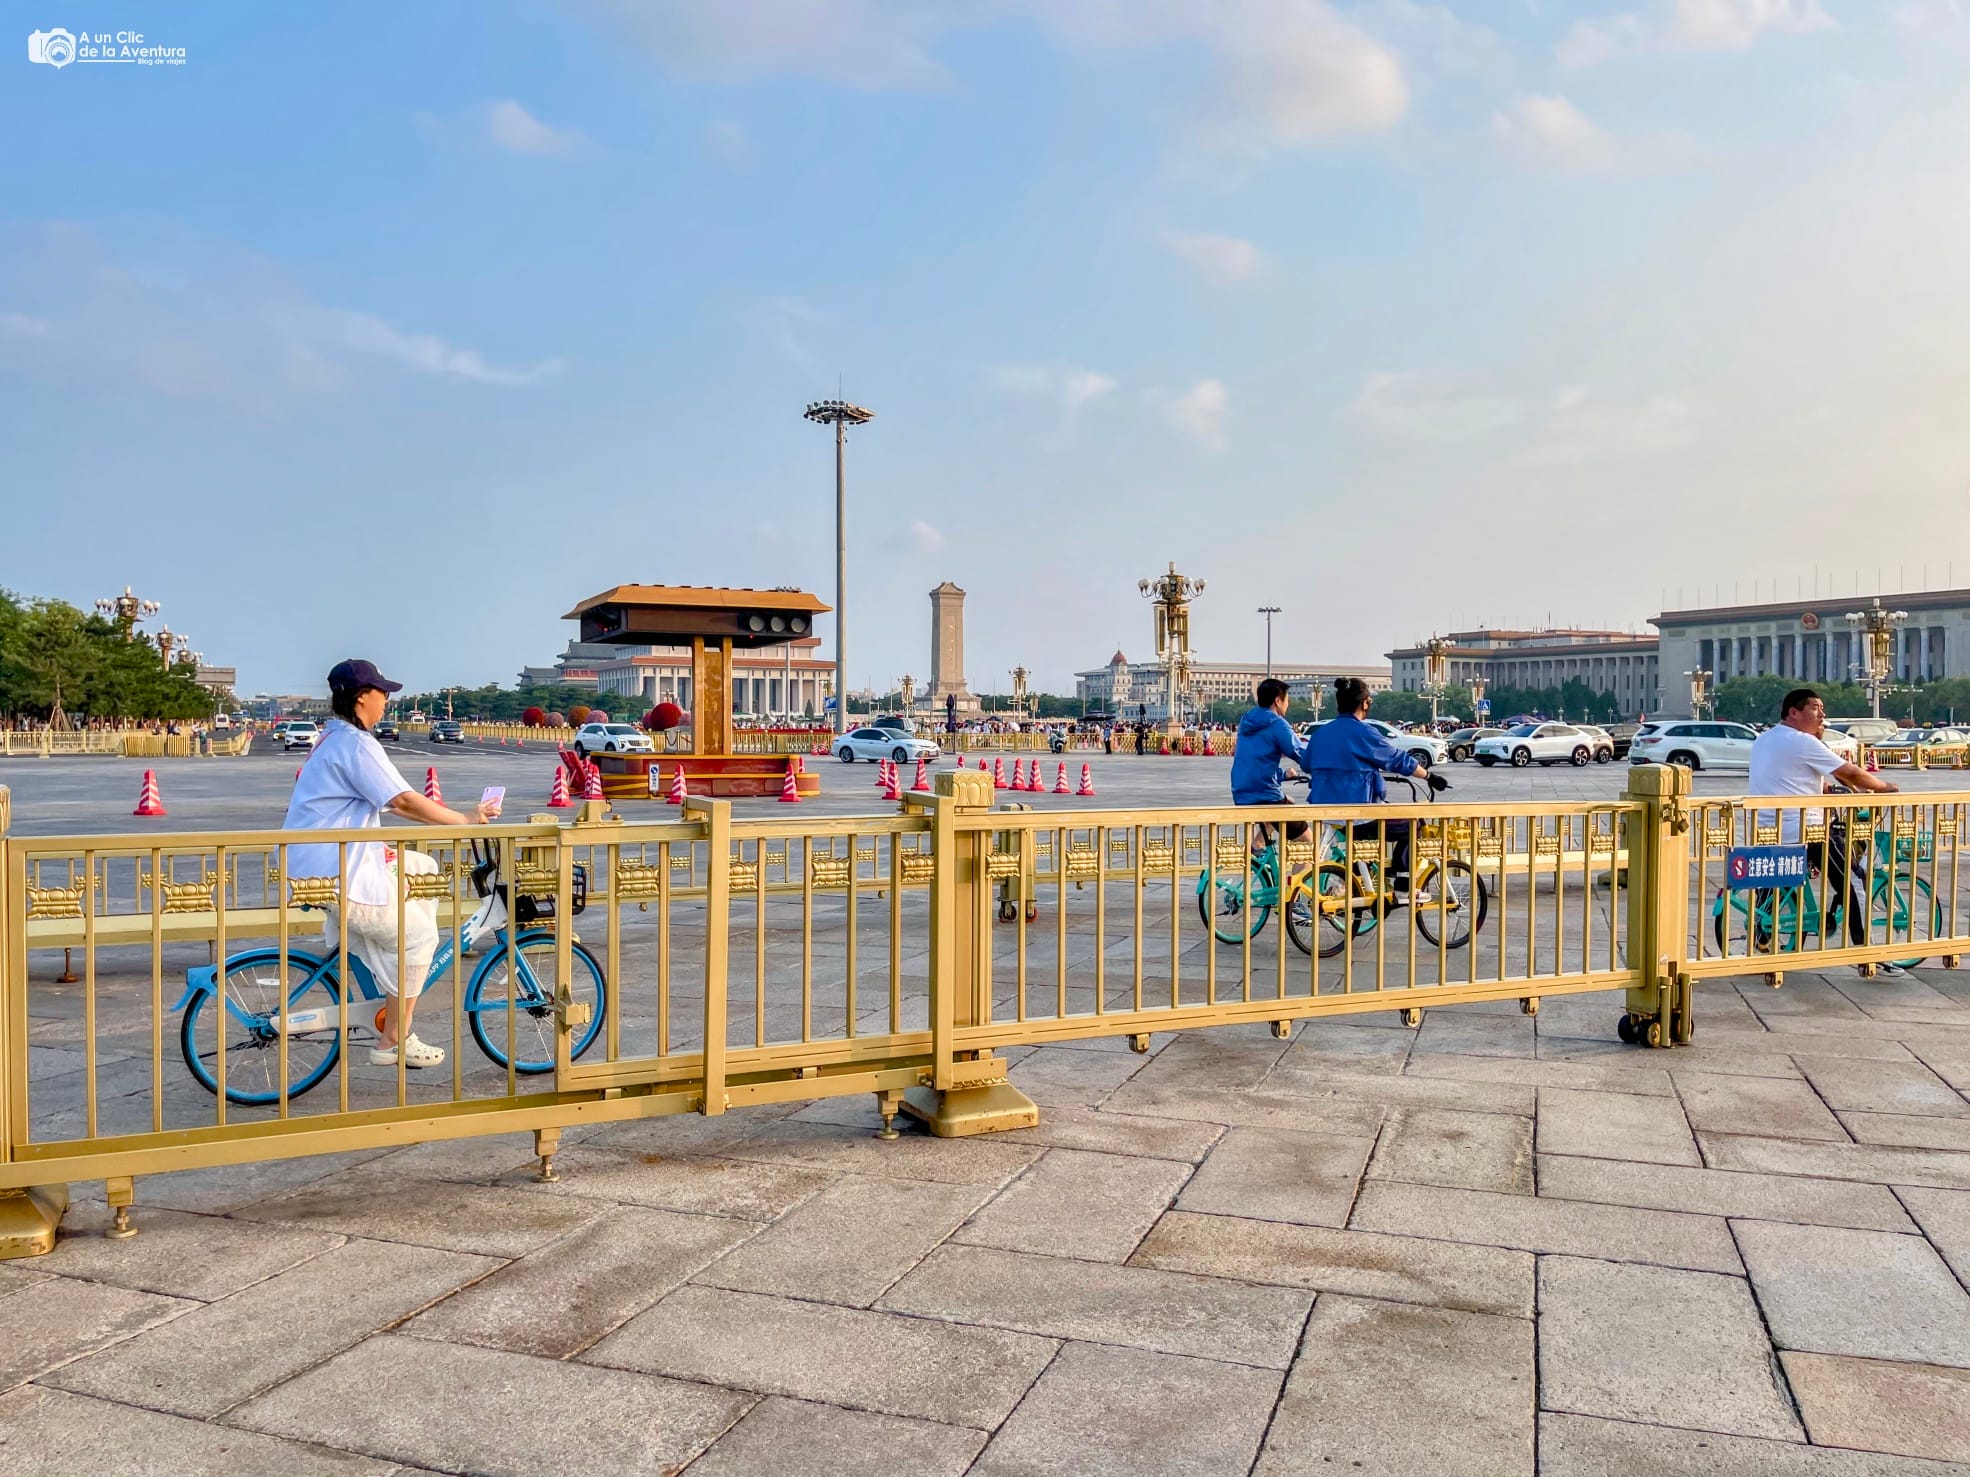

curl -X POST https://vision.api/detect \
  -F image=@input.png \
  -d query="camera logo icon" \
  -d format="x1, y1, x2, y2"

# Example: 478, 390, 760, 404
27, 28, 77, 67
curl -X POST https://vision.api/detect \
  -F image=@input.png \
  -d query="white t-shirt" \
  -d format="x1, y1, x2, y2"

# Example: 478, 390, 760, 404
1747, 723, 1845, 844
281, 719, 415, 905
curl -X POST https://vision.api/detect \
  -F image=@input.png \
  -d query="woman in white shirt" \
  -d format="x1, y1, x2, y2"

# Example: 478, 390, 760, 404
282, 660, 501, 1067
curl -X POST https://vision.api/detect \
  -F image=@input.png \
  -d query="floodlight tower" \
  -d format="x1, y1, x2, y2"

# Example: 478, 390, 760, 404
1844, 598, 1909, 720
1257, 606, 1281, 678
804, 398, 875, 734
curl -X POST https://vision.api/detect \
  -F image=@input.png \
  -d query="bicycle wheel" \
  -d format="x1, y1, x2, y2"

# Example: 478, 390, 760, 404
467, 932, 608, 1073
180, 950, 342, 1105
1412, 859, 1487, 949
1869, 874, 1942, 968
1197, 869, 1270, 944
1283, 862, 1369, 958
1712, 890, 1788, 959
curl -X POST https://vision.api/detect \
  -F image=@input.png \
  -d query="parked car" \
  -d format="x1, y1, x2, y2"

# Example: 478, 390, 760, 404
275, 720, 319, 751
1627, 720, 1758, 771
1822, 716, 1900, 744
373, 719, 399, 742
870, 715, 919, 735
1600, 722, 1644, 760
1443, 727, 1507, 762
1574, 725, 1618, 764
1300, 718, 1447, 767
429, 720, 464, 744
1473, 722, 1601, 768
572, 722, 654, 757
836, 726, 940, 763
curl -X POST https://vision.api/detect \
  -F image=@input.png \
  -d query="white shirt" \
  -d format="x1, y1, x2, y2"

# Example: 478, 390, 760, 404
1747, 722, 1845, 844
281, 719, 415, 905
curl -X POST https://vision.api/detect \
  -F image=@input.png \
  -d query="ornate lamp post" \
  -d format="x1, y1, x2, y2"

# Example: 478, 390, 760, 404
94, 586, 160, 637
1469, 676, 1486, 724
1422, 635, 1451, 728
804, 398, 875, 735
1009, 666, 1030, 724
1138, 564, 1206, 734
1685, 668, 1712, 719
1843, 598, 1908, 720
898, 673, 916, 720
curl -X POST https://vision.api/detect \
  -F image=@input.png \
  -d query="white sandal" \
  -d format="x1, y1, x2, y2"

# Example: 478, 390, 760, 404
368, 1033, 445, 1068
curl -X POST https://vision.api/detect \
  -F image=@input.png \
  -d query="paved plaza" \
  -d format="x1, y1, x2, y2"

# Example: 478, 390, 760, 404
5, 753, 1970, 1473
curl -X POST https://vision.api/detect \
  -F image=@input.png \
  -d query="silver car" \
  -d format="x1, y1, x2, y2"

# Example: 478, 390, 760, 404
836, 726, 940, 763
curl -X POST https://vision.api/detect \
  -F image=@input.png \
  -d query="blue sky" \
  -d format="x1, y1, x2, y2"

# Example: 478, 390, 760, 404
7, 0, 1970, 698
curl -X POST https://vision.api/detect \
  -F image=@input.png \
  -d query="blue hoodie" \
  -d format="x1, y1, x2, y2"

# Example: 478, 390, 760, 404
1300, 713, 1419, 805
1230, 706, 1305, 804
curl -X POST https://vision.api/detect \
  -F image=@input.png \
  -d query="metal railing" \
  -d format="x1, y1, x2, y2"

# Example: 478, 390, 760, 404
3, 764, 1964, 1255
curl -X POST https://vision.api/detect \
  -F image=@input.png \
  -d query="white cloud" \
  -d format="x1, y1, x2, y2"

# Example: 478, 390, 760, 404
484, 100, 586, 156
565, 0, 958, 90
1159, 230, 1264, 284
881, 518, 945, 556
274, 305, 565, 386
1491, 95, 1617, 173
1559, 0, 1831, 67
1061, 369, 1118, 413
1155, 378, 1230, 449
702, 119, 750, 166
1347, 371, 1526, 439
1347, 369, 1696, 466
0, 311, 52, 338
1353, 0, 1513, 83
986, 363, 1118, 431
1199, 0, 1408, 149
1516, 390, 1696, 465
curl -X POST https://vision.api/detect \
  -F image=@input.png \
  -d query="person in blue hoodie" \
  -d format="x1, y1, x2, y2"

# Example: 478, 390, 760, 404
1230, 678, 1311, 847
1301, 676, 1430, 883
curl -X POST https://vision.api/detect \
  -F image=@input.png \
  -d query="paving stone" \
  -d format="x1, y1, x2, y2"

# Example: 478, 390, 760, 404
694, 1175, 988, 1306
406, 1207, 754, 1357
1915, 1043, 1970, 1090
1783, 1352, 1970, 1464
1122, 1030, 1293, 1092
974, 1341, 1280, 1477
1535, 1154, 1914, 1231
1800, 1058, 1970, 1117
583, 1099, 802, 1155
0, 1276, 191, 1390
1537, 1255, 1802, 1440
1539, 1410, 1961, 1475
722, 1119, 1043, 1185
1842, 1112, 1970, 1151
1703, 1132, 1970, 1190
1101, 1080, 1387, 1136
1006, 1045, 1148, 1106
361, 1130, 570, 1182
1899, 1188, 1970, 1284
1253, 1294, 1532, 1477
1736, 1220, 1970, 1367
1404, 1050, 1676, 1095
0, 1263, 48, 1299
230, 1163, 602, 1254
1364, 1107, 1534, 1193
45, 1237, 498, 1417
1349, 1179, 1740, 1271
38, 1203, 342, 1302
1271, 1019, 1416, 1076
229, 1331, 752, 1476
1410, 1010, 1536, 1058
1537, 1085, 1699, 1165
1677, 1072, 1850, 1140
1261, 1064, 1536, 1116
1538, 1034, 1803, 1080
126, 1147, 401, 1214
0, 1384, 398, 1477
880, 1243, 1311, 1367
586, 1283, 1055, 1427
1131, 1209, 1532, 1316
1174, 1125, 1372, 1226
1705, 1026, 1922, 1063
955, 1147, 1191, 1262
687, 1396, 985, 1477
995, 1104, 1225, 1161
494, 1144, 834, 1220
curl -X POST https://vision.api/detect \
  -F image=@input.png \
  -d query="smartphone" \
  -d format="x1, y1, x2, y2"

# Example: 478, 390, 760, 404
480, 786, 506, 810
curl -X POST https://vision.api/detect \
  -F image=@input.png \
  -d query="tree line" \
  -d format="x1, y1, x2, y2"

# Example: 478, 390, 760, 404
0, 590, 223, 722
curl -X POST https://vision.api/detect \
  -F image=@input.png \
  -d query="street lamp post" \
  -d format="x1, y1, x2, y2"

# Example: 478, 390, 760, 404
804, 399, 875, 735
1685, 668, 1712, 719
94, 586, 160, 638
1469, 677, 1486, 723
1422, 635, 1450, 728
1138, 564, 1206, 733
1257, 606, 1280, 679
1843, 598, 1908, 720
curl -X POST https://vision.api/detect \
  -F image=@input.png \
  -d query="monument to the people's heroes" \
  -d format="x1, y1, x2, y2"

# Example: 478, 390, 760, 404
928, 581, 978, 720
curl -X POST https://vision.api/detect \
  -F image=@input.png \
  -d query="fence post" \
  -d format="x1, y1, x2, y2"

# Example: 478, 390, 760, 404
0, 785, 69, 1257
690, 798, 732, 1114
1623, 763, 1693, 1048
904, 768, 1038, 1136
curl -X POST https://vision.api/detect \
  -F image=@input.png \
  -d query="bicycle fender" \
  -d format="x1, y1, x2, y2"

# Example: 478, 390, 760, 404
172, 966, 218, 1012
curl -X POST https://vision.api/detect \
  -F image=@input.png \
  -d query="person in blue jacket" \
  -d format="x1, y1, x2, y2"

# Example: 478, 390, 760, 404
1230, 678, 1310, 846
1301, 676, 1430, 883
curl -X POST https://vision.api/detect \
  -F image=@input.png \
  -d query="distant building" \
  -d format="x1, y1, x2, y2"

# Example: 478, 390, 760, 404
517, 640, 617, 689
1075, 650, 1390, 720
592, 636, 831, 718
1387, 629, 1660, 713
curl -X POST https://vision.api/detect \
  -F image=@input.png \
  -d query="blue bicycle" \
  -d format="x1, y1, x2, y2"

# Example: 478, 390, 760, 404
176, 844, 607, 1105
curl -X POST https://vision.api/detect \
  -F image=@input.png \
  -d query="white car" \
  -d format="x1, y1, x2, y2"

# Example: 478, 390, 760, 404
1574, 725, 1618, 763
274, 720, 319, 751
836, 726, 940, 763
1474, 722, 1601, 768
573, 722, 654, 757
1300, 718, 1446, 767
1626, 720, 1758, 771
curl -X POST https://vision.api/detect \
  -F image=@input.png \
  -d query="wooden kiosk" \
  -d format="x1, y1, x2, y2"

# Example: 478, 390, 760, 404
564, 584, 830, 800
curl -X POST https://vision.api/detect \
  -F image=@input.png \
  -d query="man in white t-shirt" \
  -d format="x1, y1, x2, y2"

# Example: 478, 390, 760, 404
1747, 688, 1900, 974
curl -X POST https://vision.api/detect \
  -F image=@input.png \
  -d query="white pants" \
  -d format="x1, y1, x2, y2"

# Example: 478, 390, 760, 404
325, 849, 440, 997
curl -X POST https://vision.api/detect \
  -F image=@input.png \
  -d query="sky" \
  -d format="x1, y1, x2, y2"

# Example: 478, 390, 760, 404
6, 0, 1970, 700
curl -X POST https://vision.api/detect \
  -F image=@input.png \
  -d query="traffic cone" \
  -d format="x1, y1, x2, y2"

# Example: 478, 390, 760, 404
133, 769, 166, 816
778, 766, 802, 803
875, 758, 891, 790
1053, 762, 1071, 794
880, 763, 901, 801
546, 767, 573, 808
668, 765, 687, 805
1077, 763, 1096, 796
423, 767, 442, 803
993, 756, 1007, 790
912, 757, 929, 791
581, 763, 604, 801
978, 757, 990, 772
1865, 748, 1879, 773
1203, 733, 1215, 757
1008, 758, 1024, 791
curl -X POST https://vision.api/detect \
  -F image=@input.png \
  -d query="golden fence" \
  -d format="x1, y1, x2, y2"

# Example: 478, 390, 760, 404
3, 765, 1964, 1255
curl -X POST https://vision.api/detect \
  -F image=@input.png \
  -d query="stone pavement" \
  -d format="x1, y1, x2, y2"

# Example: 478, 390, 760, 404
7, 969, 1970, 1474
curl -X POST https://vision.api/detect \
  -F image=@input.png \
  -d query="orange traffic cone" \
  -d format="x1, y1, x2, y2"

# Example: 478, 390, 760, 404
875, 758, 890, 790
978, 757, 990, 772
993, 756, 1007, 790
423, 767, 442, 803
581, 763, 604, 801
133, 769, 166, 816
1203, 733, 1215, 757
1077, 763, 1096, 796
778, 765, 802, 803
1008, 758, 1024, 791
1865, 749, 1879, 773
911, 757, 929, 791
880, 763, 901, 801
668, 765, 687, 805
546, 767, 573, 808
1053, 762, 1070, 794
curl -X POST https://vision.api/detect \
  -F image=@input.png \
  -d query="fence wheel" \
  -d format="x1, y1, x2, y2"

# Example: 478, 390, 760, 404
1399, 1007, 1423, 1028
1270, 1020, 1293, 1040
1520, 997, 1540, 1017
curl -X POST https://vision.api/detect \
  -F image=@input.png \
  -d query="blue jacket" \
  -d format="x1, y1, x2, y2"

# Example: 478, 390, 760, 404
1229, 707, 1305, 804
1301, 714, 1419, 805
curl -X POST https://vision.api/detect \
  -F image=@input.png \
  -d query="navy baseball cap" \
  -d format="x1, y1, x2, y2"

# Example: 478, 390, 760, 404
327, 658, 403, 694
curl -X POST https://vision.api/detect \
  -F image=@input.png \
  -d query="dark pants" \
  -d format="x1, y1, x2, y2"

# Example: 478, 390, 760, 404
1348, 818, 1412, 879
1808, 821, 1868, 946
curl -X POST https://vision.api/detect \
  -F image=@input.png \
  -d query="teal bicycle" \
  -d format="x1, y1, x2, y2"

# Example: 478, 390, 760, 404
1711, 823, 1941, 969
